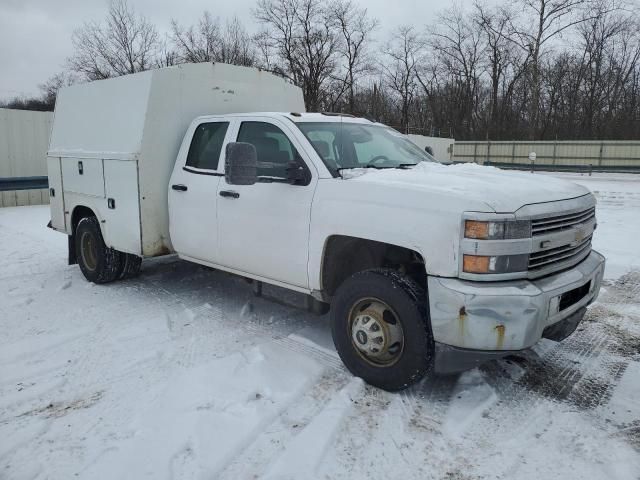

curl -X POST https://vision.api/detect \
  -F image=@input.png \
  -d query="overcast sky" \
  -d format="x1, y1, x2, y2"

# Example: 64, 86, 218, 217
0, 0, 457, 100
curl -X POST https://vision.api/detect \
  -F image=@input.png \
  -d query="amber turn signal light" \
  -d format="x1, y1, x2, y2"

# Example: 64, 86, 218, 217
463, 255, 490, 273
464, 220, 489, 239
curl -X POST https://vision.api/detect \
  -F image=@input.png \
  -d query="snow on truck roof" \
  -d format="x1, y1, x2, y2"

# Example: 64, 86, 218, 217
190, 111, 379, 125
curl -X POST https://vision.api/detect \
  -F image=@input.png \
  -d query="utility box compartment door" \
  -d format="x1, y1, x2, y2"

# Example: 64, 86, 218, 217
103, 160, 141, 255
61, 157, 105, 197
47, 156, 66, 231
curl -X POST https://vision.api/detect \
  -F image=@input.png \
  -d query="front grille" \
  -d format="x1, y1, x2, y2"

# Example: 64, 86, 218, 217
531, 207, 595, 236
528, 234, 592, 271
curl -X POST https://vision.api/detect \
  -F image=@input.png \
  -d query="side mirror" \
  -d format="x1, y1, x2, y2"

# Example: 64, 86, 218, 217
225, 142, 257, 185
286, 160, 311, 186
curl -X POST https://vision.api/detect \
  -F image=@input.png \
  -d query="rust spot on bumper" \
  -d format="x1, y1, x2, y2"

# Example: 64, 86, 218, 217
458, 306, 467, 340
494, 324, 506, 349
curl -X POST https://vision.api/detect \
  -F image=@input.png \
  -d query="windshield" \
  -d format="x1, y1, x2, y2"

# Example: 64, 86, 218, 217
296, 122, 435, 175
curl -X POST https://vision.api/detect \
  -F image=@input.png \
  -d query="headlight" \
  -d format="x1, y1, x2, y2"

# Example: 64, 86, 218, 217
463, 254, 529, 274
464, 220, 531, 240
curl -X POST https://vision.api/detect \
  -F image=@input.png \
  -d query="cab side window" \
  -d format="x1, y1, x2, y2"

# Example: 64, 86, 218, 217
237, 121, 298, 178
186, 122, 229, 170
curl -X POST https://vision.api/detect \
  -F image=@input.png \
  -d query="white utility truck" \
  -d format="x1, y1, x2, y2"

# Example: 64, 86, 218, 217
47, 63, 605, 391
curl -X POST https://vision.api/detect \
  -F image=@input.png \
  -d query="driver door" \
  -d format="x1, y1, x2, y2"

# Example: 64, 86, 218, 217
216, 118, 316, 289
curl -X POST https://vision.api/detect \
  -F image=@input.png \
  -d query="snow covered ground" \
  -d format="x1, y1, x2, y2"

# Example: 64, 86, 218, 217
1, 172, 639, 480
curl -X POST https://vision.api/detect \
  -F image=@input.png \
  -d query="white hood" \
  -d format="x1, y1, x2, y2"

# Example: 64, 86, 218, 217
343, 162, 590, 213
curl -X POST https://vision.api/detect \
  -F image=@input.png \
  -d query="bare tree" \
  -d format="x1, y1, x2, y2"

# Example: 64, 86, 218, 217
418, 6, 484, 137
574, 0, 638, 135
475, 2, 527, 137
171, 11, 220, 63
171, 13, 256, 66
156, 39, 180, 68
39, 72, 81, 108
24, 0, 637, 139
255, 0, 339, 111
68, 0, 159, 80
218, 17, 257, 66
329, 1, 379, 113
383, 26, 422, 133
505, 0, 598, 138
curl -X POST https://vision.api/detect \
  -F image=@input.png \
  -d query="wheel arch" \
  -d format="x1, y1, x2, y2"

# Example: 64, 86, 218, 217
319, 234, 428, 299
71, 205, 97, 232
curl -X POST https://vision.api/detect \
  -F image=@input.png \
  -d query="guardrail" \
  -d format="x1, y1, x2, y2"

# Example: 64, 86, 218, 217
475, 161, 640, 174
0, 176, 49, 192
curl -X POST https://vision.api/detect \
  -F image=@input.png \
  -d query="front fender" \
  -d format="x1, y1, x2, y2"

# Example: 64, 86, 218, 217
308, 179, 483, 291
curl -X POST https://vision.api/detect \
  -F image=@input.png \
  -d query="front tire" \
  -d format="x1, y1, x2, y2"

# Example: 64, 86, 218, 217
331, 269, 434, 391
75, 216, 123, 284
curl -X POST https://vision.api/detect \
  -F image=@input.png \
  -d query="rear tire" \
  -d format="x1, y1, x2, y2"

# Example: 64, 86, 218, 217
117, 253, 142, 280
330, 269, 434, 391
75, 216, 123, 284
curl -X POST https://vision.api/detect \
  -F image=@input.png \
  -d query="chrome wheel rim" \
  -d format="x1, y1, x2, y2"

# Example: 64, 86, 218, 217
348, 298, 404, 367
80, 231, 98, 272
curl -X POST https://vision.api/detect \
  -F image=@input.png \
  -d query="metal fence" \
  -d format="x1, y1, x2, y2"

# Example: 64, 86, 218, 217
406, 134, 455, 163
0, 108, 53, 207
452, 140, 640, 173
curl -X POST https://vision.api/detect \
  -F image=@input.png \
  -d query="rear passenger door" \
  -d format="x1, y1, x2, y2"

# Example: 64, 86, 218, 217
168, 119, 233, 263
216, 118, 316, 288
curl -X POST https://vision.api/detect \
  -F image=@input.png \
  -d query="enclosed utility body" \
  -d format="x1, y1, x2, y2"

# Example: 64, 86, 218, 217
47, 63, 304, 256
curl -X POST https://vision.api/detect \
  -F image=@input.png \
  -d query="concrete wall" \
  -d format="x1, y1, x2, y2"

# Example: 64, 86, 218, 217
407, 134, 455, 163
0, 108, 52, 207
452, 140, 640, 171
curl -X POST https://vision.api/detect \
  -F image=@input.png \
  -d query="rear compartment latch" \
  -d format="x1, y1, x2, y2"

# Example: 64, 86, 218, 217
107, 198, 116, 209
78, 161, 83, 175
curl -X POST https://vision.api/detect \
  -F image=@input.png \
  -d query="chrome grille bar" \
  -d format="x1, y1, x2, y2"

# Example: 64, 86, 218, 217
529, 235, 592, 262
529, 239, 592, 270
531, 207, 595, 235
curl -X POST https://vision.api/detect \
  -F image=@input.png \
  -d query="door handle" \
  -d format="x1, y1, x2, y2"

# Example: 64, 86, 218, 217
219, 190, 240, 199
172, 184, 188, 192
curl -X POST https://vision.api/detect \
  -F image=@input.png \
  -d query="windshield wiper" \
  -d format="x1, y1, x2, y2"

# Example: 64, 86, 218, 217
363, 163, 418, 169
337, 165, 384, 172
337, 163, 418, 175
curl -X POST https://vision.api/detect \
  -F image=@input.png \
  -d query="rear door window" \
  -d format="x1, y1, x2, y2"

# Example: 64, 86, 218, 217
185, 122, 229, 171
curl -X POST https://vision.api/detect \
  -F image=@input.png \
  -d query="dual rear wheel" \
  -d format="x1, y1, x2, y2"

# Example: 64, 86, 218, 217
75, 216, 141, 284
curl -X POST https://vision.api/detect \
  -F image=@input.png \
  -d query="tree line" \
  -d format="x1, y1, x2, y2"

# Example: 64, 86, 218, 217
3, 0, 639, 140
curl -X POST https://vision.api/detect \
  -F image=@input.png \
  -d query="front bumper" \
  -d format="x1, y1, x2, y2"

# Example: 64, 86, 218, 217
428, 250, 605, 364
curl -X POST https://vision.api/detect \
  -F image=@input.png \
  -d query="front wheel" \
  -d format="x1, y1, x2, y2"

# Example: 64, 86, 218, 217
330, 269, 434, 391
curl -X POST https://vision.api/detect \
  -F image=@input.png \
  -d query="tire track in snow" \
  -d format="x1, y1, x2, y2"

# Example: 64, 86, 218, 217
55, 262, 353, 480
140, 264, 339, 372
260, 378, 365, 480
217, 370, 354, 480
134, 265, 357, 480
